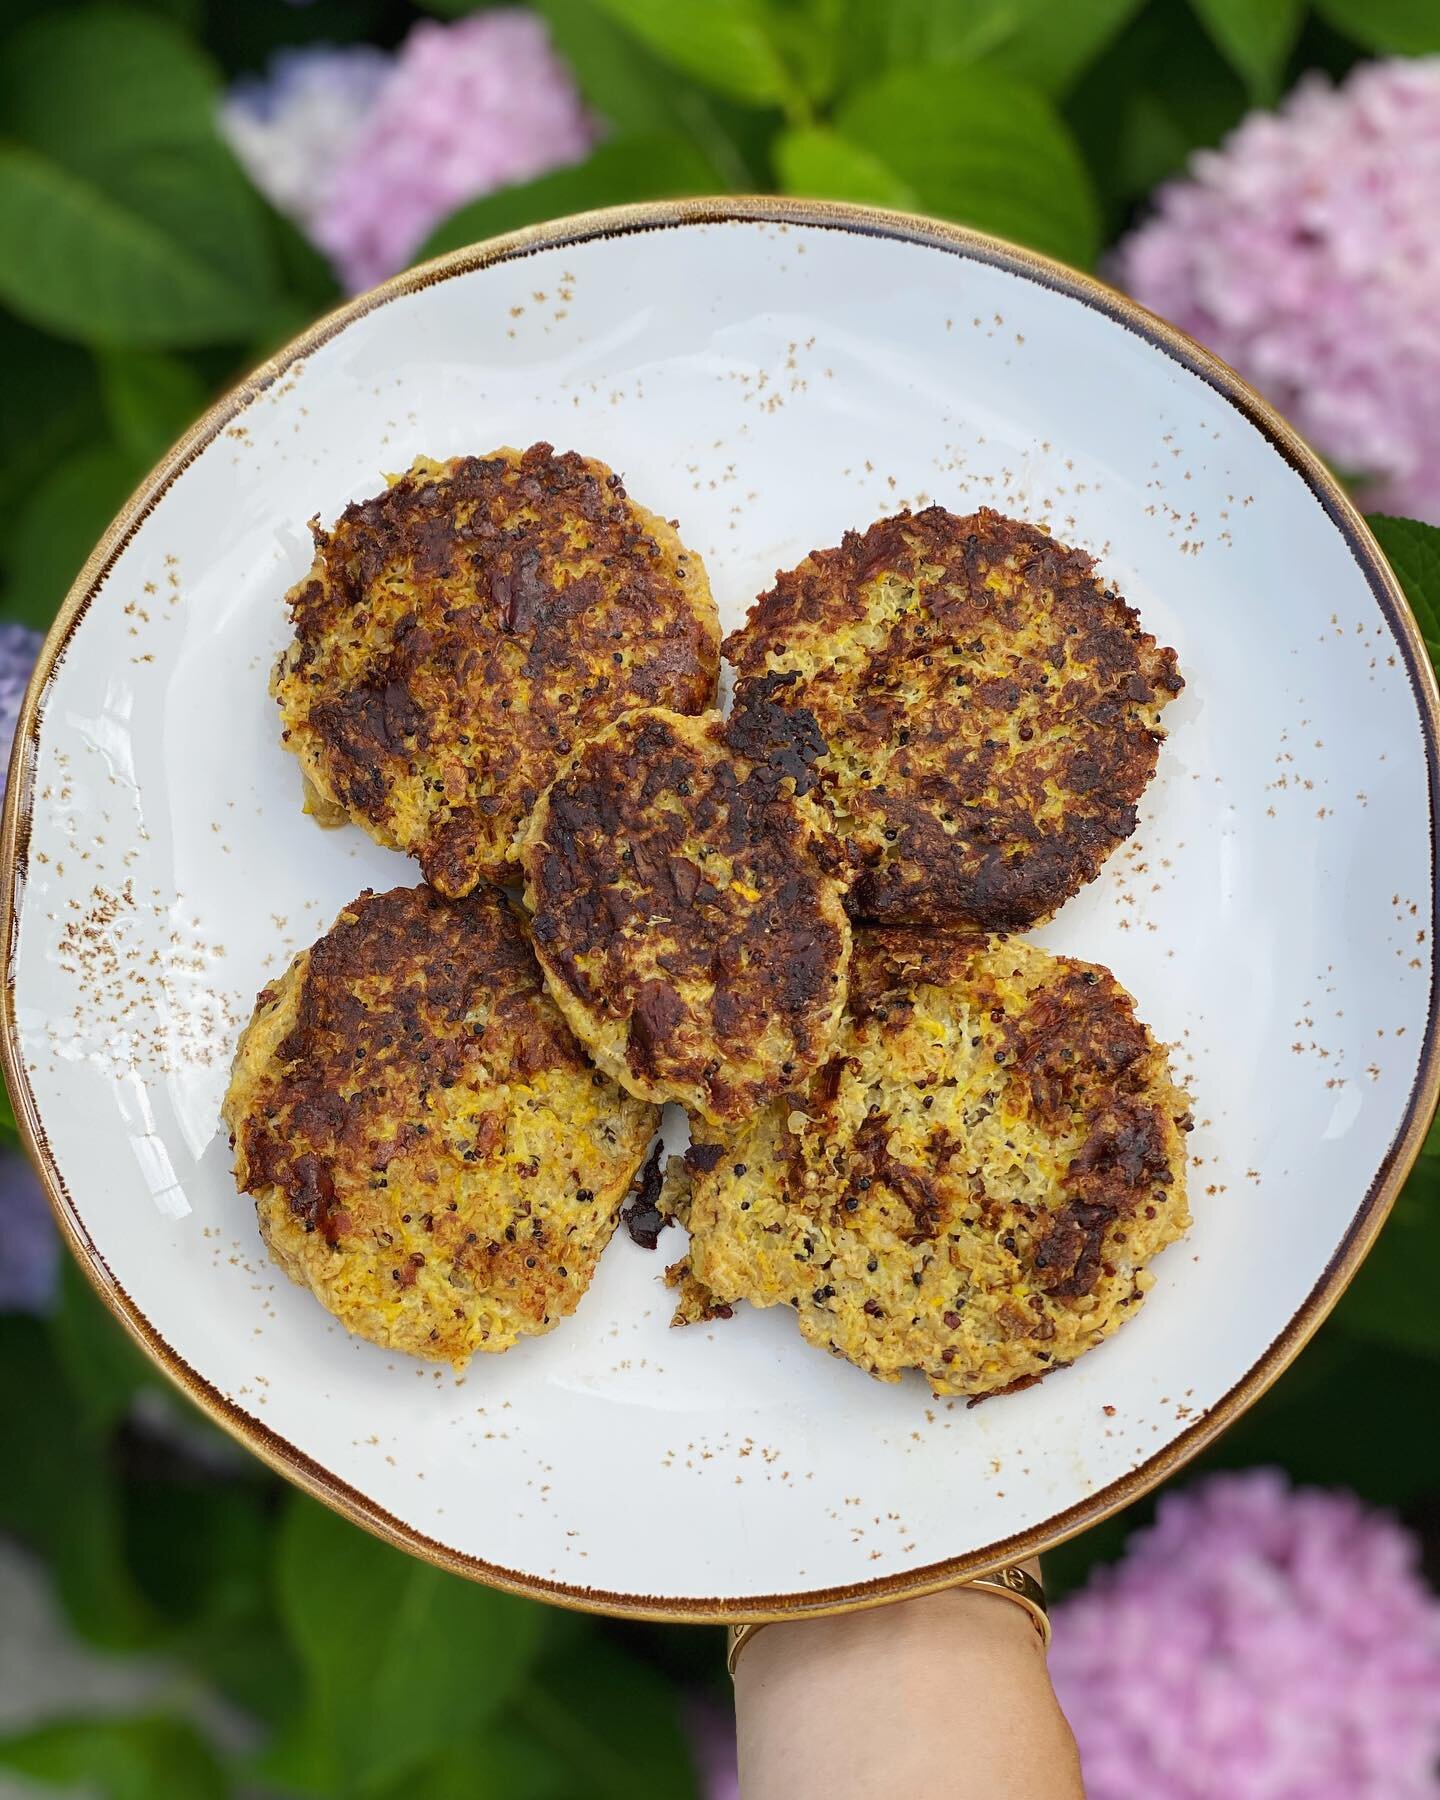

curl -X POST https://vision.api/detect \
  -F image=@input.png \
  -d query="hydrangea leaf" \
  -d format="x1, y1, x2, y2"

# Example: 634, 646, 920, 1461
774, 126, 916, 207
0, 316, 103, 524
418, 135, 720, 261
0, 1, 222, 154
510, 1646, 702, 1799
5, 445, 138, 629
588, 0, 803, 111
0, 5, 279, 346
265, 1495, 548, 1797
1188, 0, 1303, 100
0, 1717, 229, 1800
51, 1256, 156, 1437
1367, 514, 1440, 672
98, 351, 209, 469
1331, 1134, 1440, 1360
837, 65, 1100, 265
535, 0, 762, 187
833, 0, 1144, 98
1316, 0, 1440, 53
0, 1314, 156, 1648
1065, 6, 1247, 224
372, 1724, 579, 1800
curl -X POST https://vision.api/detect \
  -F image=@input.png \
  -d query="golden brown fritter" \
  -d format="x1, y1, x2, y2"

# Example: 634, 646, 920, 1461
222, 884, 658, 1364
669, 928, 1192, 1399
273, 444, 720, 897
725, 507, 1183, 929
518, 697, 851, 1126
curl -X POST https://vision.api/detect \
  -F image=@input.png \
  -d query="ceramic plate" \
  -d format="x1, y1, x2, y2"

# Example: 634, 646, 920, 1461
4, 200, 1437, 1623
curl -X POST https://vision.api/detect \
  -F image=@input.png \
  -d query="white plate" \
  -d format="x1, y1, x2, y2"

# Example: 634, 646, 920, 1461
4, 200, 1437, 1623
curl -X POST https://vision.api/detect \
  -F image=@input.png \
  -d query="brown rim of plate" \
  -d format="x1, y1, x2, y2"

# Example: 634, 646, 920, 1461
2, 197, 1437, 1627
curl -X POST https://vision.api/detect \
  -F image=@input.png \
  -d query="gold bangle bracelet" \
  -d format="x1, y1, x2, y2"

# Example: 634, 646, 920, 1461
726, 1566, 1050, 1678
963, 1565, 1051, 1650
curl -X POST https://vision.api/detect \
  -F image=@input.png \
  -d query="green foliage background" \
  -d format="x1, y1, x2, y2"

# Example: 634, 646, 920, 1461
0, 2, 1437, 1795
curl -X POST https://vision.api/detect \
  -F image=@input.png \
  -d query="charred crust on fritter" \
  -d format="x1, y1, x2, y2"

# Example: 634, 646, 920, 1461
521, 707, 850, 1121
724, 506, 1182, 929
225, 882, 660, 1362
675, 929, 1191, 1398
234, 885, 588, 1247
720, 673, 827, 796
275, 443, 719, 896
850, 930, 1179, 1302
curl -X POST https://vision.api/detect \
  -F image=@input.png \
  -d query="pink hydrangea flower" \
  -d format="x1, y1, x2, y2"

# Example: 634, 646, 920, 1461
1051, 1470, 1440, 1798
1114, 59, 1440, 522
219, 44, 392, 241
314, 10, 595, 293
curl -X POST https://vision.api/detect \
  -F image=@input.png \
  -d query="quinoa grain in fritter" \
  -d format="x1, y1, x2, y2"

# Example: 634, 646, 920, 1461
725, 506, 1182, 929
273, 443, 719, 897
222, 884, 658, 1364
670, 928, 1192, 1399
518, 695, 851, 1126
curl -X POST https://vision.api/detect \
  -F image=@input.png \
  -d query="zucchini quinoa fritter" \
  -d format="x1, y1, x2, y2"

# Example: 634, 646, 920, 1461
222, 884, 658, 1364
667, 927, 1192, 1400
725, 506, 1183, 929
272, 443, 719, 898
518, 695, 852, 1126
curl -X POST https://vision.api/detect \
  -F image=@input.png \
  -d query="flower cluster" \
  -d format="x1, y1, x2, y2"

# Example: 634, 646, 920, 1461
220, 10, 595, 294
0, 621, 40, 773
1114, 58, 1440, 522
1050, 1469, 1440, 1798
0, 624, 56, 1315
219, 43, 391, 244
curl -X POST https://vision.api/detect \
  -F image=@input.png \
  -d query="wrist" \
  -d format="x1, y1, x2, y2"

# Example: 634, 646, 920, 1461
734, 1562, 1046, 1682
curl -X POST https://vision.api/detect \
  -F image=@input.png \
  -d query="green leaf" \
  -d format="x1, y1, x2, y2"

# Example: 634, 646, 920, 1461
534, 0, 759, 186
590, 0, 804, 110
5, 443, 137, 629
1195, 1323, 1440, 1505
536, 0, 693, 132
775, 125, 916, 206
1315, 0, 1440, 52
418, 135, 721, 262
0, 142, 277, 349
1064, 3, 1247, 221
267, 1496, 548, 1796
837, 65, 1100, 265
1367, 514, 1440, 670
375, 1725, 573, 1800
1332, 1138, 1440, 1358
0, 1716, 230, 1800
99, 350, 208, 468
0, 2, 221, 155
1188, 0, 1304, 99
0, 315, 103, 521
50, 1254, 155, 1435
116, 1469, 306, 1730
761, 0, 848, 105
0, 5, 279, 346
514, 1644, 702, 1799
835, 0, 1143, 97
0, 1314, 156, 1647
982, 0, 1148, 95
259, 199, 343, 322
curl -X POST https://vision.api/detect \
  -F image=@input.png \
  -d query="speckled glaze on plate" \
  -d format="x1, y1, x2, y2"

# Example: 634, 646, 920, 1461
3, 200, 1437, 1623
